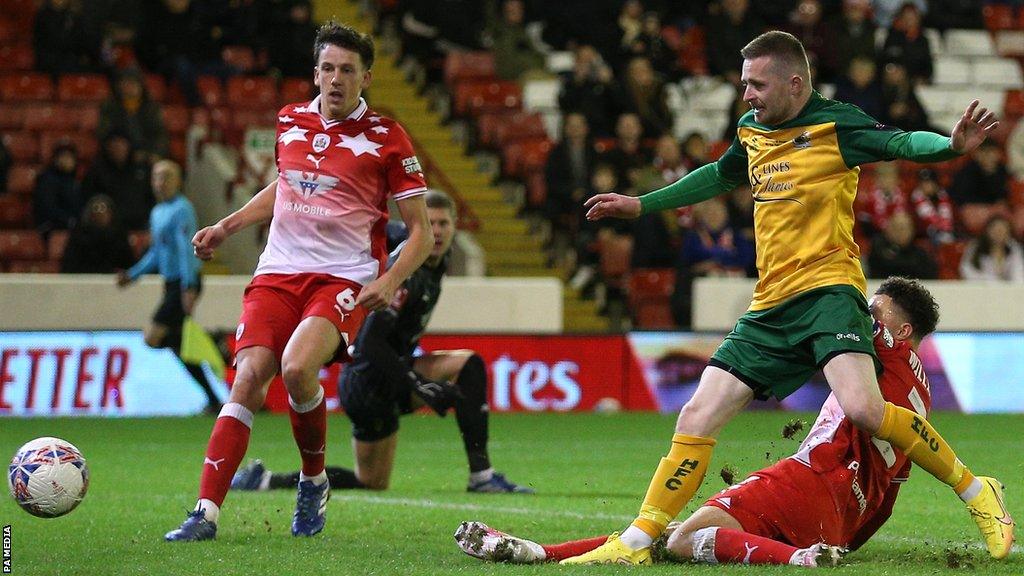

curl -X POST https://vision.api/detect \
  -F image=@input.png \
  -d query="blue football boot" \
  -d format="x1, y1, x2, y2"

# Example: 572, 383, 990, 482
291, 479, 330, 536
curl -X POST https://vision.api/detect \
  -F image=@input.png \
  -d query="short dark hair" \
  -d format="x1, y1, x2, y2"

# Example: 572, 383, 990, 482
876, 277, 940, 339
313, 21, 374, 70
425, 189, 457, 217
740, 30, 810, 81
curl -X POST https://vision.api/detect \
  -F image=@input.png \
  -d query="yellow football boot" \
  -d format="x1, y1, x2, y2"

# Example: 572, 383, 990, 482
559, 532, 652, 566
966, 477, 1015, 559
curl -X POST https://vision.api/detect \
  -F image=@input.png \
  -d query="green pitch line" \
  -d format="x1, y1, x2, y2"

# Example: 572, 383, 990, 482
1, 412, 1022, 575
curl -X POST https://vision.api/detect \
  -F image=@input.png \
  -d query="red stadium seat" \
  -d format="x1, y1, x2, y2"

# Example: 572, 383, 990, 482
227, 76, 278, 110
169, 137, 187, 165
453, 81, 522, 117
58, 74, 110, 103
633, 302, 676, 329
22, 103, 70, 131
474, 113, 504, 148
0, 73, 54, 101
39, 132, 97, 164
501, 138, 551, 178
0, 45, 34, 71
7, 259, 60, 273
144, 74, 166, 102
196, 76, 224, 107
598, 235, 635, 290
0, 0, 36, 28
280, 78, 314, 106
0, 230, 45, 261
492, 112, 546, 147
47, 230, 69, 261
1004, 89, 1024, 118
162, 105, 191, 136
78, 106, 99, 131
6, 165, 38, 197
709, 140, 731, 159
128, 230, 151, 259
231, 108, 278, 132
525, 171, 546, 209
984, 5, 1017, 31
0, 20, 24, 44
0, 102, 24, 129
0, 196, 32, 228
3, 132, 38, 163
444, 52, 496, 86
627, 268, 676, 329
222, 45, 257, 73
1010, 179, 1024, 210
937, 241, 966, 280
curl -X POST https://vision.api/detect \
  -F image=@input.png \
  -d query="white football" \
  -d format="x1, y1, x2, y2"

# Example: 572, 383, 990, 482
8, 437, 89, 518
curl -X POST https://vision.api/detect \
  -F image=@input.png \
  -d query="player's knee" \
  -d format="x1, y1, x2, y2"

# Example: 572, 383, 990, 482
455, 353, 487, 402
665, 528, 695, 560
280, 360, 317, 392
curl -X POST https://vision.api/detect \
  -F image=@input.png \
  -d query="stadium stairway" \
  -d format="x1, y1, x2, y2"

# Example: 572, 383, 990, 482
321, 1, 608, 332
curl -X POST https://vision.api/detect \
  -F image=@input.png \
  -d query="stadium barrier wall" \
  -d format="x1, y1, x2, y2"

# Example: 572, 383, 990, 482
0, 274, 563, 333
1, 331, 1021, 416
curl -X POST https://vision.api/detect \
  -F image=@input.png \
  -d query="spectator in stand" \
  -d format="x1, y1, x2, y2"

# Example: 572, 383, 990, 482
833, 57, 885, 121
623, 12, 679, 81
823, 0, 877, 85
879, 3, 933, 85
631, 138, 685, 271
33, 142, 83, 241
136, 0, 205, 106
636, 135, 689, 196
909, 168, 955, 245
399, 0, 485, 83
872, 0, 927, 28
60, 195, 135, 274
599, 112, 651, 190
537, 0, 620, 55
950, 140, 1009, 207
33, 0, 102, 75
880, 62, 932, 132
544, 113, 597, 236
922, 0, 983, 32
858, 162, 908, 237
681, 132, 710, 171
617, 0, 645, 67
489, 0, 546, 82
706, 0, 764, 87
267, 0, 319, 78
726, 184, 755, 241
867, 211, 938, 280
615, 57, 673, 138
571, 164, 633, 291
783, 0, 830, 81
959, 215, 1024, 282
82, 131, 155, 230
98, 69, 169, 163
559, 45, 620, 138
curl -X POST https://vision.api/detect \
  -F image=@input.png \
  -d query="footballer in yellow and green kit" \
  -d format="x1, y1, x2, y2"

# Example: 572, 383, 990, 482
641, 91, 960, 400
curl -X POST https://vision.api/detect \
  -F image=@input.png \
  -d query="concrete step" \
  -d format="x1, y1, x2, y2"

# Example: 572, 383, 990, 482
476, 235, 543, 252
563, 314, 611, 333
475, 219, 530, 235
487, 266, 556, 277
484, 251, 547, 267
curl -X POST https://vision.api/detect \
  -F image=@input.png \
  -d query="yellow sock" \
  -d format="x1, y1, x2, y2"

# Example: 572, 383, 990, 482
631, 433, 716, 538
876, 402, 969, 487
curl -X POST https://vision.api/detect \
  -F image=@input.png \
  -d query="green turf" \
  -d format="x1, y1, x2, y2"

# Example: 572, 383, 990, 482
2, 411, 1022, 575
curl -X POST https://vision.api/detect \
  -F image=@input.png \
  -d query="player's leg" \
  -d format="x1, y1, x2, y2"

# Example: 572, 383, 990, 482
454, 521, 605, 563
824, 352, 1015, 558
352, 434, 399, 490
337, 365, 403, 490
232, 461, 364, 491
414, 350, 532, 493
561, 367, 752, 565
165, 345, 278, 541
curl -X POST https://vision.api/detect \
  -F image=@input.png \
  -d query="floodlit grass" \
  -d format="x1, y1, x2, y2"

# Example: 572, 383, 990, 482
2, 411, 1022, 575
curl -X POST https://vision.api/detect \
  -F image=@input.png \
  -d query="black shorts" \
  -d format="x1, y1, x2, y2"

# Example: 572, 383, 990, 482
152, 277, 202, 349
337, 363, 414, 442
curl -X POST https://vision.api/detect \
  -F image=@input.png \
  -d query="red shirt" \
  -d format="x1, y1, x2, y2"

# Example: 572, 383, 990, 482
255, 96, 428, 285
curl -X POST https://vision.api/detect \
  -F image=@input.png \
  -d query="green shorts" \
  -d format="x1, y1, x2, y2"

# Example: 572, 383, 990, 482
709, 285, 880, 401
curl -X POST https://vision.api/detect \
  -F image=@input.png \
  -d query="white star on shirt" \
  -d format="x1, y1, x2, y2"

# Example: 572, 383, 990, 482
278, 115, 294, 123
278, 125, 309, 146
370, 125, 389, 135
368, 115, 382, 123
293, 105, 311, 113
336, 131, 383, 157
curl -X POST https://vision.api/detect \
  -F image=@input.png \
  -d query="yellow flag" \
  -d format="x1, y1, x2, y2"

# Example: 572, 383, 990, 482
180, 317, 226, 380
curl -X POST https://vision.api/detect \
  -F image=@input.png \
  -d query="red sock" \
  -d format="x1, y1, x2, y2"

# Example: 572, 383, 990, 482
198, 403, 253, 506
708, 528, 798, 565
289, 387, 326, 477
542, 536, 610, 561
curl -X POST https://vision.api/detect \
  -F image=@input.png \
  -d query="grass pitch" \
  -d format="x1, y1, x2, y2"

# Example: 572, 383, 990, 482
2, 411, 1022, 575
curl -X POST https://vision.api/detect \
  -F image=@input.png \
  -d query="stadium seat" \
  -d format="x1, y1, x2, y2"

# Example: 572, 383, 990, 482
443, 52, 496, 86
937, 241, 966, 280
0, 196, 32, 228
971, 57, 1024, 89
57, 74, 110, 103
196, 76, 224, 107
933, 56, 972, 85
169, 137, 187, 165
0, 20, 22, 44
0, 44, 34, 71
944, 30, 997, 57
162, 105, 191, 136
492, 112, 546, 148
598, 235, 634, 290
522, 78, 560, 112
7, 259, 59, 273
0, 73, 54, 101
453, 81, 522, 117
501, 138, 551, 178
128, 230, 151, 259
222, 45, 257, 73
39, 132, 97, 164
545, 51, 574, 74
1009, 179, 1024, 210
231, 108, 278, 133
144, 74, 166, 102
0, 230, 45, 261
995, 30, 1024, 57
78, 106, 99, 131
627, 268, 676, 329
22, 103, 70, 131
673, 112, 728, 142
524, 171, 546, 209
3, 132, 38, 163
227, 76, 278, 110
6, 165, 37, 197
633, 301, 675, 329
984, 4, 1017, 31
280, 78, 314, 105
0, 102, 23, 129
47, 230, 69, 261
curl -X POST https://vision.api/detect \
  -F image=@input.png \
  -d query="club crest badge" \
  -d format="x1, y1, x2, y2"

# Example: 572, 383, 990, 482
312, 133, 331, 153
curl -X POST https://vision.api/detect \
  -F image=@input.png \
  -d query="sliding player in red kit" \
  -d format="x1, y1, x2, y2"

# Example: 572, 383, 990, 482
166, 22, 432, 541
456, 278, 1006, 566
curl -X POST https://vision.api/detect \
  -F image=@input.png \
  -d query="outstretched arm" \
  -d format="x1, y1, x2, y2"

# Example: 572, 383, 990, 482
585, 162, 744, 221
192, 178, 278, 260
950, 100, 999, 154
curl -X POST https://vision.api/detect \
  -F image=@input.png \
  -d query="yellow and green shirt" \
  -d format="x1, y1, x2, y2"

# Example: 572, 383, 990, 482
640, 91, 959, 310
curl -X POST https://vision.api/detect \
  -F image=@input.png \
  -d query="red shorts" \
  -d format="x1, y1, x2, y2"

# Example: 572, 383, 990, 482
235, 273, 367, 364
703, 458, 846, 548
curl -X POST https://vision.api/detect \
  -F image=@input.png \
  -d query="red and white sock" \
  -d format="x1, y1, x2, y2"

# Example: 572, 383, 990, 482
289, 386, 326, 478
197, 402, 254, 523
691, 527, 800, 565
541, 536, 609, 561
